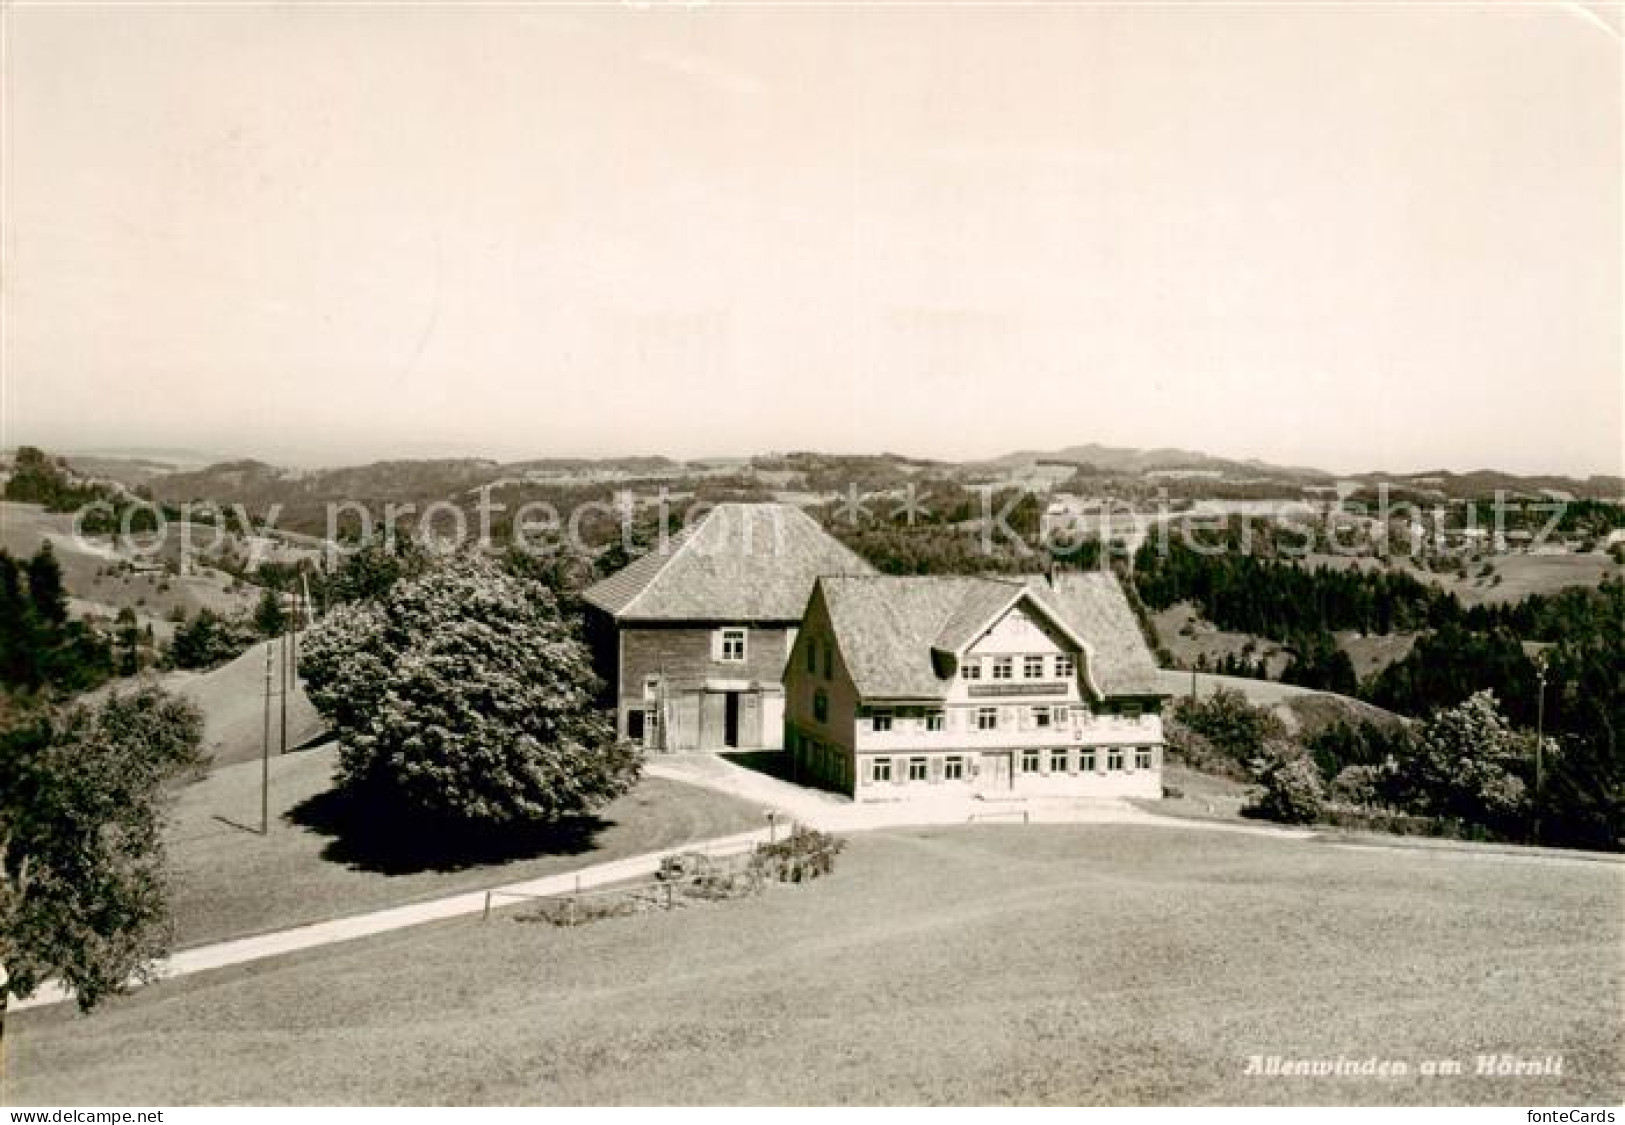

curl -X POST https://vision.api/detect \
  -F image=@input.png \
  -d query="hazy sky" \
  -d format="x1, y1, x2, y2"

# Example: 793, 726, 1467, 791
3, 3, 1620, 475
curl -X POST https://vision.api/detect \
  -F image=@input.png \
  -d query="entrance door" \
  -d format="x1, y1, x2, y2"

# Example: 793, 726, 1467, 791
980, 752, 1013, 793
723, 691, 741, 748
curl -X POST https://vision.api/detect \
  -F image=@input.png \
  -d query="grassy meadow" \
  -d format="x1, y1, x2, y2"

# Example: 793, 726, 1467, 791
17, 824, 1621, 1105
164, 743, 768, 947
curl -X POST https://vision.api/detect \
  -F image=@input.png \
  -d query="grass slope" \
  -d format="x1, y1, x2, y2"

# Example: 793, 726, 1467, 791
163, 743, 768, 947
1153, 669, 1400, 738
17, 825, 1621, 1105
163, 639, 326, 768
1152, 603, 1293, 678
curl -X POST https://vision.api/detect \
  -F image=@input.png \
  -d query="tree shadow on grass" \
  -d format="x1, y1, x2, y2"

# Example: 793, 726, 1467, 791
286, 786, 615, 876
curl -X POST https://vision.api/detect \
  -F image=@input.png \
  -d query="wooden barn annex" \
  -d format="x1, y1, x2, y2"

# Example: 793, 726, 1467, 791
582, 502, 873, 751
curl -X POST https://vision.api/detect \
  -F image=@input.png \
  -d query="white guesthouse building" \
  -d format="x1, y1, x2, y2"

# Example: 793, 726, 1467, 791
783, 571, 1172, 801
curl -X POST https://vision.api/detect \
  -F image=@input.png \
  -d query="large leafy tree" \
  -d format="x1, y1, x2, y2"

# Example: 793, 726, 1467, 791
1395, 690, 1530, 835
300, 548, 638, 824
1, 686, 203, 1023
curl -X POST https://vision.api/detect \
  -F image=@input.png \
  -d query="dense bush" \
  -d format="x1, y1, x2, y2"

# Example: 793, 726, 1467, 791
751, 826, 846, 883
1162, 718, 1247, 782
1244, 753, 1326, 825
1327, 763, 1390, 808
1171, 687, 1287, 770
164, 608, 256, 671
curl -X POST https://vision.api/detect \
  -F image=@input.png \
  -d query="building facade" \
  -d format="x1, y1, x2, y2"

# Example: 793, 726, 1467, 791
784, 571, 1170, 800
582, 502, 873, 752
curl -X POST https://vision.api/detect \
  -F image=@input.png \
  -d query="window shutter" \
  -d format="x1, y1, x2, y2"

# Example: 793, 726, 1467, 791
710, 629, 724, 662
930, 756, 944, 784
891, 758, 904, 785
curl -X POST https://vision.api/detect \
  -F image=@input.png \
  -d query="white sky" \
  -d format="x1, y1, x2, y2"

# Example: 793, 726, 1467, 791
2, 3, 1620, 475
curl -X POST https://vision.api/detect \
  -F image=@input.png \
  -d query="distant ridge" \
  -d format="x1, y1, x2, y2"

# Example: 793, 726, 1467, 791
978, 443, 1335, 481
122, 443, 1625, 514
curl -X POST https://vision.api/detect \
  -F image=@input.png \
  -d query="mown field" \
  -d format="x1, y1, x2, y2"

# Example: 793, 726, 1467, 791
17, 824, 1621, 1105
0, 501, 258, 639
1301, 550, 1620, 607
164, 743, 768, 946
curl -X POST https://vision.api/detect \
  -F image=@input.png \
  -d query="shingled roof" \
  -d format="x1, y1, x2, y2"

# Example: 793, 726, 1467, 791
817, 570, 1166, 701
583, 502, 873, 622
1039, 571, 1167, 696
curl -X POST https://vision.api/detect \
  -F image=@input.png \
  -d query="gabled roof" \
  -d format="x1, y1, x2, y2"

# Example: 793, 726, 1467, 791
816, 569, 1167, 701
1038, 571, 1167, 696
583, 502, 874, 622
819, 576, 998, 700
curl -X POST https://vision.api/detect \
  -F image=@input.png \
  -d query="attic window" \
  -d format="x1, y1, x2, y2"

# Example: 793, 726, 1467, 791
992, 657, 1013, 680
1055, 654, 1075, 678
718, 628, 747, 662
962, 660, 982, 681
806, 639, 818, 674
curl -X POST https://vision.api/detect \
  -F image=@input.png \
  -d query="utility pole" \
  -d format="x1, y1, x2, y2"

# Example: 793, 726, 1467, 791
261, 641, 272, 835
1533, 661, 1547, 845
279, 623, 289, 757
1, 961, 10, 1107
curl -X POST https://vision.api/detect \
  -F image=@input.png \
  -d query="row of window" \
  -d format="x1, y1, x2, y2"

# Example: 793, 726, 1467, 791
962, 653, 1074, 682
867, 746, 1157, 784
860, 704, 1149, 734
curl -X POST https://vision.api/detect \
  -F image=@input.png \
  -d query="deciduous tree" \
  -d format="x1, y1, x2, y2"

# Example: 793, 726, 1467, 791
0, 686, 203, 1028
300, 548, 638, 824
